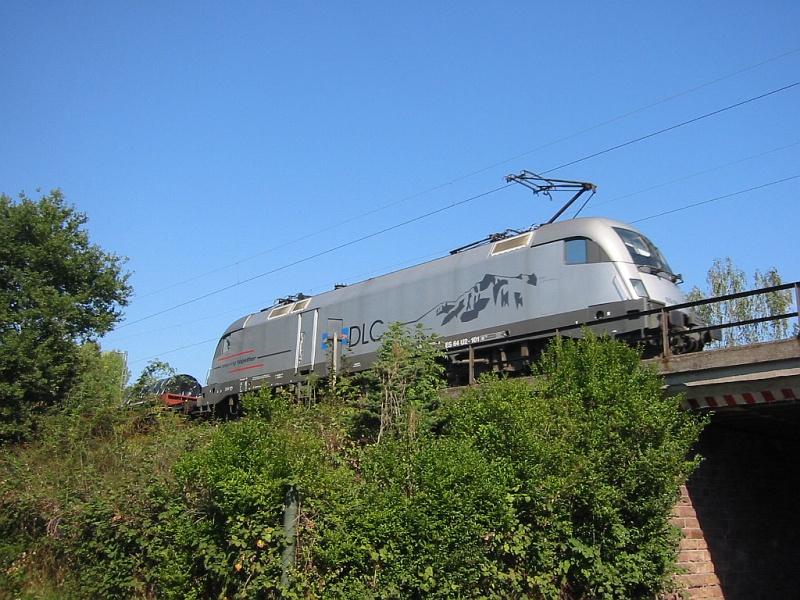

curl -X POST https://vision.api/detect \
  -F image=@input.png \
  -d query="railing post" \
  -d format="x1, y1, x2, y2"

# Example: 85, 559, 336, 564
281, 485, 298, 588
660, 307, 671, 357
468, 345, 475, 385
795, 282, 800, 338
332, 332, 338, 388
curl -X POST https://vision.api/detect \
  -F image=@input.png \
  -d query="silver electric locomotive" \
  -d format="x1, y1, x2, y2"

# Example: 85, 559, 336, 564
199, 216, 710, 411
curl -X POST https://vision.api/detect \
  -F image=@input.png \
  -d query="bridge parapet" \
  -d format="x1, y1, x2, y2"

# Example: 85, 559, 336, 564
645, 338, 800, 411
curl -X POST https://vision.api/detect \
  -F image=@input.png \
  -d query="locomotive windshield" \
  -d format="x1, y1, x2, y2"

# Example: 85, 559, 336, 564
613, 227, 677, 280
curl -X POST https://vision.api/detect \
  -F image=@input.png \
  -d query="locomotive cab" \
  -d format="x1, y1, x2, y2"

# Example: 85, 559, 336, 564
604, 224, 713, 354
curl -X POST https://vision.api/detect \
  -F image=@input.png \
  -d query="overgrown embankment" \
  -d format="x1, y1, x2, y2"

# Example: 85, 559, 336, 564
0, 331, 704, 599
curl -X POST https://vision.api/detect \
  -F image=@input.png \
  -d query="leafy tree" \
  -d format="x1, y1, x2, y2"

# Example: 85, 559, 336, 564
366, 322, 444, 443
126, 359, 176, 401
687, 257, 795, 347
66, 343, 129, 409
0, 190, 131, 441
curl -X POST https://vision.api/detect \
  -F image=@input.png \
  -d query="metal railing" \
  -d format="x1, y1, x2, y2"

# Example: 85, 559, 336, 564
659, 281, 799, 356
544, 281, 800, 357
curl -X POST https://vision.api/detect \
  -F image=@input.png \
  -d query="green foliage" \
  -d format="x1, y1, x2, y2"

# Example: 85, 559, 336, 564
687, 257, 795, 347
0, 333, 703, 599
66, 343, 128, 409
0, 190, 131, 442
126, 359, 176, 401
163, 389, 351, 599
439, 335, 705, 598
297, 436, 522, 598
0, 395, 211, 599
360, 322, 445, 442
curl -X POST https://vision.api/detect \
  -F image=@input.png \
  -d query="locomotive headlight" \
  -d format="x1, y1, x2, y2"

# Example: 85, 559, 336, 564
630, 278, 649, 298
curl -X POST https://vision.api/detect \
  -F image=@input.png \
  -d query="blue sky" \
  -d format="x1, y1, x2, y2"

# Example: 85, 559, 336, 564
2, 1, 798, 381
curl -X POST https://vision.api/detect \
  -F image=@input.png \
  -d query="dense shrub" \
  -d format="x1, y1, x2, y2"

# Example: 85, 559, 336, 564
294, 436, 523, 598
0, 402, 210, 599
0, 332, 704, 599
439, 336, 705, 598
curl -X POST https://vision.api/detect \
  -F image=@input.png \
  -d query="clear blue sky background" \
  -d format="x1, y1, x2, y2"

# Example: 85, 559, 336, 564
2, 1, 798, 382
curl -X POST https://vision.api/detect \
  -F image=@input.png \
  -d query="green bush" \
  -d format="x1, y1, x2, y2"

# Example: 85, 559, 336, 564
295, 436, 524, 598
0, 332, 703, 599
439, 335, 705, 598
0, 401, 211, 599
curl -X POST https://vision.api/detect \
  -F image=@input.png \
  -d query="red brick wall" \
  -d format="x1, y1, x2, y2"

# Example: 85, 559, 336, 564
671, 422, 800, 599
672, 484, 723, 598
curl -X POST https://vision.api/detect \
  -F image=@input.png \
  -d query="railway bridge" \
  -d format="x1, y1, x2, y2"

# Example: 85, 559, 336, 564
591, 281, 800, 599
647, 337, 800, 600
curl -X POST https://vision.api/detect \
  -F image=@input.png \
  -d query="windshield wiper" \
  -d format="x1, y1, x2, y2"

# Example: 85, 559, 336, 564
637, 265, 683, 284
662, 270, 683, 284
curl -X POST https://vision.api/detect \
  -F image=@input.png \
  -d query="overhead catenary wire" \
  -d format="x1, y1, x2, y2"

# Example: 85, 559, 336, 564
129, 337, 220, 364
454, 48, 800, 180
588, 140, 800, 210
135, 48, 800, 300
126, 247, 458, 361
117, 183, 514, 329
631, 175, 800, 223
110, 139, 796, 344
540, 81, 800, 175
109, 244, 456, 344
116, 80, 800, 332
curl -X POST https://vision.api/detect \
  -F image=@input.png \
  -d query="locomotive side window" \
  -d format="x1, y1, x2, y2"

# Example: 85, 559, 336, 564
215, 334, 232, 358
564, 237, 610, 264
565, 239, 588, 264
